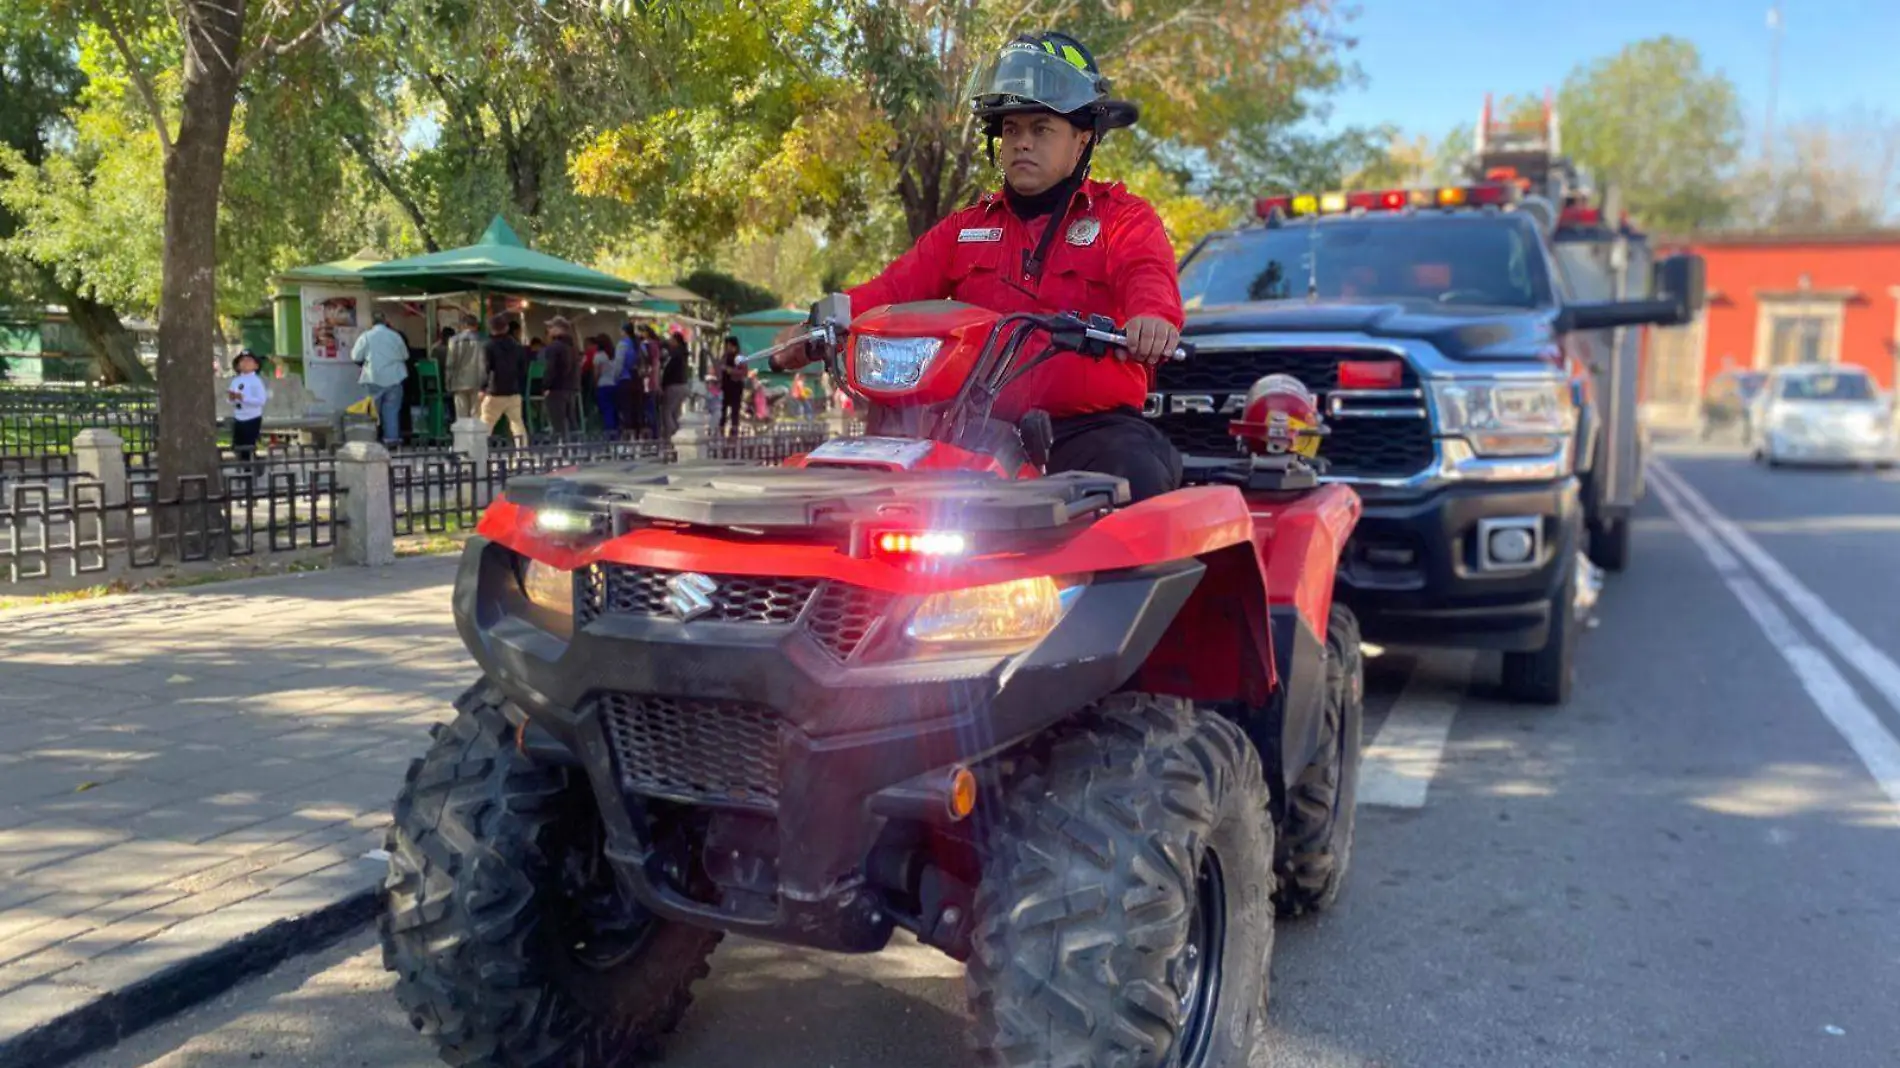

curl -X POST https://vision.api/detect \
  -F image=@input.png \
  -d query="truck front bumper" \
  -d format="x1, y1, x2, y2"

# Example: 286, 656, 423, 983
1334, 477, 1582, 653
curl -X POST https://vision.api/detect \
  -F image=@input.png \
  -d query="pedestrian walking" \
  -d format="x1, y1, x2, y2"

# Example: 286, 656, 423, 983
350, 311, 410, 447
790, 371, 812, 421
638, 325, 663, 437
444, 314, 485, 420
719, 336, 746, 438
541, 317, 582, 438
480, 313, 531, 446
227, 350, 268, 479
660, 329, 691, 440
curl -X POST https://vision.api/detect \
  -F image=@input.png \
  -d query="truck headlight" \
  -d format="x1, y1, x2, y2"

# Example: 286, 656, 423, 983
854, 336, 942, 391
906, 577, 1063, 647
1431, 380, 1577, 458
518, 559, 575, 616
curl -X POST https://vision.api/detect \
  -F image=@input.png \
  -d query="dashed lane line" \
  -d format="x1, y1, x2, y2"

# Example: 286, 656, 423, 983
1650, 470, 1900, 809
1357, 651, 1475, 809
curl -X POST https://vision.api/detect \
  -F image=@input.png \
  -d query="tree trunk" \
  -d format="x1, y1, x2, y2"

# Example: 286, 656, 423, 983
59, 285, 153, 386
155, 0, 246, 496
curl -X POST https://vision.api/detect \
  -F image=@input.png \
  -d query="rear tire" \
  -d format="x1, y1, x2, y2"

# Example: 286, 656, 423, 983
1274, 605, 1364, 916
1501, 549, 1578, 706
969, 694, 1274, 1068
380, 682, 721, 1068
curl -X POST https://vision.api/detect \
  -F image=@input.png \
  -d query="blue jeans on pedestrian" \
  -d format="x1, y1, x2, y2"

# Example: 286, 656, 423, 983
596, 386, 619, 433
370, 381, 405, 444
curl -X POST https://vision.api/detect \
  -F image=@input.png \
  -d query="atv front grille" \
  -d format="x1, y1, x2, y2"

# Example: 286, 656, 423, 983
806, 583, 894, 661
1151, 348, 1434, 479
598, 694, 782, 809
579, 565, 821, 624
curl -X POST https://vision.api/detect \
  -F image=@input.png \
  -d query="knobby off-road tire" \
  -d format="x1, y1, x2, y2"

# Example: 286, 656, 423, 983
1501, 545, 1579, 706
1274, 605, 1364, 917
380, 682, 721, 1068
969, 693, 1275, 1068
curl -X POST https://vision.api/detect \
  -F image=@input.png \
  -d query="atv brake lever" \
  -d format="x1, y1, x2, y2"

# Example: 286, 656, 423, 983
1081, 326, 1194, 362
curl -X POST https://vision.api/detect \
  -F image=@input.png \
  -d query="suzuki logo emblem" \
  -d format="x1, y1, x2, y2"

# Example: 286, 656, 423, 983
663, 572, 719, 621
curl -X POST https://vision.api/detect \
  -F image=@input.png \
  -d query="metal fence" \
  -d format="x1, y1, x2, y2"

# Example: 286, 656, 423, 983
1, 471, 341, 583
2, 418, 839, 585
0, 385, 159, 456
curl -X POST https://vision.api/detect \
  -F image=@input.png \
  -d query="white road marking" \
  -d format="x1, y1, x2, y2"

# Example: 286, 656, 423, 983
1650, 472, 1900, 808
1651, 460, 1900, 718
1357, 652, 1475, 809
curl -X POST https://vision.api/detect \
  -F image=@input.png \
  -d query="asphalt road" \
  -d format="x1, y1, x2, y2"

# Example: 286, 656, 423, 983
74, 446, 1900, 1068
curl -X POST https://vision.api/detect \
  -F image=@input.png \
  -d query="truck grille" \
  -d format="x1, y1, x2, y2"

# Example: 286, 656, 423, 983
598, 694, 781, 808
806, 583, 893, 661
1151, 348, 1435, 478
578, 565, 820, 625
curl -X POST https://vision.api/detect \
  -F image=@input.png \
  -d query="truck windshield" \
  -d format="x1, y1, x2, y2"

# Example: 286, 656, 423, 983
1179, 217, 1553, 310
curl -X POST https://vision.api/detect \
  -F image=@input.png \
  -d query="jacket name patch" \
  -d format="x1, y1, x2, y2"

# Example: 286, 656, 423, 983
958, 227, 1004, 243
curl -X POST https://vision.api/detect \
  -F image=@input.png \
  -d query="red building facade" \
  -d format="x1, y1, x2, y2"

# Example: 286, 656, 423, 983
1643, 231, 1900, 425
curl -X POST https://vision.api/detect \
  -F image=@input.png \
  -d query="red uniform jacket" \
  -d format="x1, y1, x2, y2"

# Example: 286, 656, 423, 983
848, 179, 1183, 420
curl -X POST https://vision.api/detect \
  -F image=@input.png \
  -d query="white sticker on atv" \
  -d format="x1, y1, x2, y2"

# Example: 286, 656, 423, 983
958, 227, 1004, 243
805, 436, 938, 469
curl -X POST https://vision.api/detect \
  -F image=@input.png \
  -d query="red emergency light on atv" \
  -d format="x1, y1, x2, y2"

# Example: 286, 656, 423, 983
378, 294, 1368, 1068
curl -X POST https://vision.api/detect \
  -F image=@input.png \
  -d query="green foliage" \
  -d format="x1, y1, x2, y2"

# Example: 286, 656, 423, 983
1552, 37, 1744, 232
677, 268, 781, 319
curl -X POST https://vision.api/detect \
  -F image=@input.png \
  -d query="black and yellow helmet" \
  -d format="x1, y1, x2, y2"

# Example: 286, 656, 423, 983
969, 32, 1139, 135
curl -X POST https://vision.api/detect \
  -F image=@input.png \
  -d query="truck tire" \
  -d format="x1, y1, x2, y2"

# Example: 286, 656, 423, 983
1588, 515, 1631, 573
969, 694, 1275, 1068
1501, 550, 1578, 706
381, 682, 721, 1068
1274, 605, 1364, 917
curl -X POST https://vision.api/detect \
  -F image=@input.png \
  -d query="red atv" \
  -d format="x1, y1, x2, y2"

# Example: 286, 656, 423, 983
379, 296, 1367, 1068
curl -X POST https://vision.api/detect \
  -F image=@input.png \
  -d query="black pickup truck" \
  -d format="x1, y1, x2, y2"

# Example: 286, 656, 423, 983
1158, 186, 1703, 704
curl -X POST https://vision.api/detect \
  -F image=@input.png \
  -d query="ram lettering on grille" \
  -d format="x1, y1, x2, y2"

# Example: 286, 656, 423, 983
1147, 349, 1434, 478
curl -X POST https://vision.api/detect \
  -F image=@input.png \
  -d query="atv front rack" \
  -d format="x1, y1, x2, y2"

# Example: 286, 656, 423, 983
504, 459, 1131, 543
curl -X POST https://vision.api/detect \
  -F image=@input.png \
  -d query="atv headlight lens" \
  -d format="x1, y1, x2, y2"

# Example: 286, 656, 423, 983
519, 559, 575, 616
533, 507, 602, 538
854, 336, 943, 391
906, 577, 1062, 647
1431, 380, 1576, 458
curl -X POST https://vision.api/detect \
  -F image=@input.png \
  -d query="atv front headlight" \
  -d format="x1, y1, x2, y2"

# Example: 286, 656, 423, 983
854, 335, 943, 391
906, 577, 1063, 647
518, 558, 575, 617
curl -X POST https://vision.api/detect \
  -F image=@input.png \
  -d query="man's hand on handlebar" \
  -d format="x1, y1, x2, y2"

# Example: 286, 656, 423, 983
1120, 316, 1182, 366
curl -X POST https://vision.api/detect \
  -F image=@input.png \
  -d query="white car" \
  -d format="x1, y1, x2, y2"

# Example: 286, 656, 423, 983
1748, 364, 1897, 469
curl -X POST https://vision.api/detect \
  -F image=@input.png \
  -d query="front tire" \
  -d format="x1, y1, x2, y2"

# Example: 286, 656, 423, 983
1501, 548, 1579, 706
380, 682, 721, 1068
1588, 514, 1631, 573
969, 694, 1274, 1068
1274, 605, 1364, 916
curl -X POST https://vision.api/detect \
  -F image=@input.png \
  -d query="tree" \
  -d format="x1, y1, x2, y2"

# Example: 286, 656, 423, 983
678, 268, 781, 321
1735, 109, 1900, 231
1553, 37, 1744, 232
577, 0, 1357, 252
29, 0, 358, 490
0, 5, 153, 384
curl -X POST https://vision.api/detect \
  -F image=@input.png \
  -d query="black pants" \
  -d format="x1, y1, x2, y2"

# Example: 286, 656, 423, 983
232, 416, 264, 478
721, 385, 745, 436
545, 389, 576, 438
1048, 408, 1182, 503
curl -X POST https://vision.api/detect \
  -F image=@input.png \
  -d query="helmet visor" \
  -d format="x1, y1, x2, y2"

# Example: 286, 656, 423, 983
969, 44, 1103, 117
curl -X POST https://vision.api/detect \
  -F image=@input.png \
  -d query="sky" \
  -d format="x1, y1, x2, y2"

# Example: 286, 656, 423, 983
1320, 0, 1900, 147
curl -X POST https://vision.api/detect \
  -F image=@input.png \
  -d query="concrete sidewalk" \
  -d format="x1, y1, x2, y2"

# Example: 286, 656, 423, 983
0, 556, 466, 1067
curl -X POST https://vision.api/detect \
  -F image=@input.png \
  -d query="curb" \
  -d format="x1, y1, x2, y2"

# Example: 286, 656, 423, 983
0, 888, 381, 1068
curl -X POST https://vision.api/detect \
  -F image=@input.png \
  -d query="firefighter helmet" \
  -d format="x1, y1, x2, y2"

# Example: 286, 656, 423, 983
1229, 373, 1327, 459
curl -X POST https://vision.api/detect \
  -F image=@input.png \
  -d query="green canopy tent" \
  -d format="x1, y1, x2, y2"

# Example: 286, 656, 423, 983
361, 216, 645, 307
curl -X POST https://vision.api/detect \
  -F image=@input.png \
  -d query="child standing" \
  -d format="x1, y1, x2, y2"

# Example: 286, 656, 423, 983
227, 350, 269, 479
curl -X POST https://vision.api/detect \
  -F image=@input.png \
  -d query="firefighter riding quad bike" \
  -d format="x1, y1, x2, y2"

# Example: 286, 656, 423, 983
379, 295, 1367, 1068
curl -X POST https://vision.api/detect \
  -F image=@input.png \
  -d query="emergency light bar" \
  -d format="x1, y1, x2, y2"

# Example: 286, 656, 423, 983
1254, 183, 1520, 221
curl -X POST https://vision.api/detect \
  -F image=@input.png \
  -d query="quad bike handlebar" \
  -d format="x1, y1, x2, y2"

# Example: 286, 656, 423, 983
744, 308, 1194, 371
